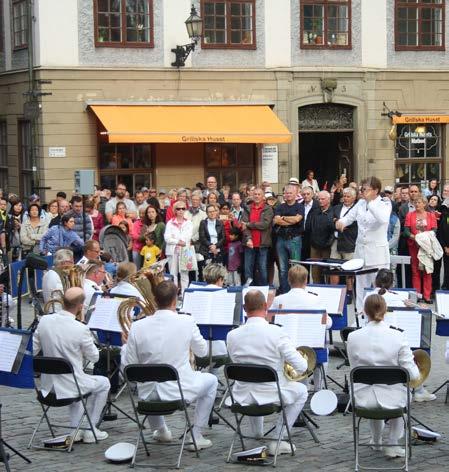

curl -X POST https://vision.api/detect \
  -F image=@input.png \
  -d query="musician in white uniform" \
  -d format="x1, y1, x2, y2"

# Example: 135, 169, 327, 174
82, 260, 105, 313
227, 290, 308, 456
123, 281, 218, 451
33, 287, 110, 443
110, 262, 144, 301
336, 176, 391, 313
42, 248, 74, 303
271, 264, 331, 391
347, 294, 419, 459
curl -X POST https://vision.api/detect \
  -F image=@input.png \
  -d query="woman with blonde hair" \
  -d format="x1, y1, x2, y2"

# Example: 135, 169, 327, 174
347, 294, 419, 458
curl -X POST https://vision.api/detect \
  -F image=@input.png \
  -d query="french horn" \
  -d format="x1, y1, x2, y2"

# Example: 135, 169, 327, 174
284, 346, 317, 382
410, 349, 431, 389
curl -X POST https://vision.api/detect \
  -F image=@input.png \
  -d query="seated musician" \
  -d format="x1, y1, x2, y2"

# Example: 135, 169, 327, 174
82, 260, 106, 313
226, 289, 308, 456
42, 248, 74, 303
110, 262, 144, 301
122, 281, 218, 450
347, 294, 419, 459
77, 240, 101, 265
33, 287, 110, 443
360, 269, 436, 403
271, 264, 332, 391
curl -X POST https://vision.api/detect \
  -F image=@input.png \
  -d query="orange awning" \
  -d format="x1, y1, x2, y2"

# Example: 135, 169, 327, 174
89, 104, 292, 144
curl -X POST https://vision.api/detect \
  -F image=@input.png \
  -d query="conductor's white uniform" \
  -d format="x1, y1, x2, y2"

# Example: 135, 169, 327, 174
123, 309, 218, 433
33, 310, 110, 428
339, 196, 391, 312
226, 317, 308, 437
347, 321, 419, 445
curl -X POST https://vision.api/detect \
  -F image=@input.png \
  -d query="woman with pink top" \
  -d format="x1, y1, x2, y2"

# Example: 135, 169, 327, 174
111, 201, 134, 233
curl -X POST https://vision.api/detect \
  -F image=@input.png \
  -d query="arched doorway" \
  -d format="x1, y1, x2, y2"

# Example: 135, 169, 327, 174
298, 103, 354, 189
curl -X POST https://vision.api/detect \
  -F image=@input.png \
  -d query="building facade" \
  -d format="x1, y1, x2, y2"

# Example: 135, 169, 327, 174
0, 0, 449, 199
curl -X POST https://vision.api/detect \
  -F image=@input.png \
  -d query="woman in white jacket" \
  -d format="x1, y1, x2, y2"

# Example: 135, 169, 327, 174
164, 200, 193, 294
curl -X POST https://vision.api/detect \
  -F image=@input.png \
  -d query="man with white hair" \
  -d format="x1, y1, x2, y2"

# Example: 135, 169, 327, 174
42, 248, 74, 303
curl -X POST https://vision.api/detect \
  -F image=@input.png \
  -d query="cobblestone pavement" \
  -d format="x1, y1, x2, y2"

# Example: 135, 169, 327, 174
1, 303, 449, 471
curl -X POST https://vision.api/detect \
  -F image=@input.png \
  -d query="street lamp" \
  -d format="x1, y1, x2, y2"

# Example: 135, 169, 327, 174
171, 4, 203, 68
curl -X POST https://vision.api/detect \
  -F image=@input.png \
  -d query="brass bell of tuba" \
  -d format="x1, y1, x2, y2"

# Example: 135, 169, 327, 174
410, 349, 431, 389
284, 346, 317, 382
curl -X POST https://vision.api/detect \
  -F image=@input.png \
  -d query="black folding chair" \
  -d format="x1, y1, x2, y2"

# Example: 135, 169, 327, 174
28, 356, 98, 452
124, 364, 198, 469
224, 363, 295, 467
350, 366, 411, 472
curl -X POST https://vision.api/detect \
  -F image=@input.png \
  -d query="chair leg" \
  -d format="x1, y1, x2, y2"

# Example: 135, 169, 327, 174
80, 399, 98, 444
183, 407, 199, 459
42, 406, 55, 438
177, 423, 189, 469
354, 418, 361, 472
28, 410, 46, 449
273, 424, 284, 467
301, 413, 320, 444
226, 415, 244, 463
404, 416, 409, 472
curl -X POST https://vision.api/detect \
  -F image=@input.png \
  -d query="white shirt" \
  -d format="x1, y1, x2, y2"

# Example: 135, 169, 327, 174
83, 278, 101, 312
347, 321, 419, 409
303, 201, 314, 224
271, 287, 332, 329
110, 281, 145, 301
302, 179, 320, 194
42, 269, 63, 303
123, 309, 208, 402
33, 310, 100, 399
105, 197, 137, 218
227, 317, 307, 405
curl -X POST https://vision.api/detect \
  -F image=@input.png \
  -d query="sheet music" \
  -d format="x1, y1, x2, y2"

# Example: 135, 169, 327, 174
0, 331, 23, 373
436, 292, 449, 319
275, 313, 326, 348
87, 297, 123, 333
210, 291, 236, 325
242, 286, 269, 317
384, 311, 422, 348
182, 290, 235, 325
364, 289, 409, 308
308, 285, 344, 314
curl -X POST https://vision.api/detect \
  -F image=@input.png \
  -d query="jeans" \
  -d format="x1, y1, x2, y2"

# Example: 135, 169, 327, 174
244, 247, 268, 286
276, 235, 302, 294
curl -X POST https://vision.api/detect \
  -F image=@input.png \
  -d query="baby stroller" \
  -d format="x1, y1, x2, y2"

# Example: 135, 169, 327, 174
99, 225, 129, 263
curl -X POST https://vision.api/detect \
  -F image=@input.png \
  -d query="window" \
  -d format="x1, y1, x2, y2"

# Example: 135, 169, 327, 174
0, 121, 8, 190
395, 0, 444, 50
12, 0, 27, 49
94, 0, 154, 48
18, 120, 33, 198
205, 144, 255, 191
99, 140, 153, 194
202, 0, 256, 49
395, 123, 443, 185
301, 0, 351, 48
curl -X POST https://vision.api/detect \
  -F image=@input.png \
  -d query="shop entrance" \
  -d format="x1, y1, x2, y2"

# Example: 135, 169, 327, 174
298, 103, 354, 189
299, 131, 353, 189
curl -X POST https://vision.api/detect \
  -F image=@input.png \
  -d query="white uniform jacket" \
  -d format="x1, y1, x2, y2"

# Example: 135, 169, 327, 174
83, 279, 101, 312
42, 269, 63, 303
226, 317, 307, 405
347, 321, 419, 409
123, 309, 208, 402
33, 310, 100, 399
110, 280, 145, 301
339, 196, 391, 268
271, 287, 332, 329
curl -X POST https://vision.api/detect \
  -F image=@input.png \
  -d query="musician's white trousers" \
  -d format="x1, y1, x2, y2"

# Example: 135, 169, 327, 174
370, 418, 404, 446
145, 373, 218, 436
69, 375, 110, 428
248, 383, 308, 438
356, 268, 385, 313
167, 255, 189, 294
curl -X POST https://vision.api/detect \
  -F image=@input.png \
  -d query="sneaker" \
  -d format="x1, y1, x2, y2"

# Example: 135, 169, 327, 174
369, 439, 382, 451
414, 390, 437, 402
384, 446, 405, 458
267, 441, 296, 456
186, 434, 212, 451
82, 428, 109, 443
153, 429, 172, 443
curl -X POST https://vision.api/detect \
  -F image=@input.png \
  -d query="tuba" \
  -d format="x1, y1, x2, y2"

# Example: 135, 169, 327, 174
117, 265, 165, 337
284, 346, 317, 382
410, 349, 431, 389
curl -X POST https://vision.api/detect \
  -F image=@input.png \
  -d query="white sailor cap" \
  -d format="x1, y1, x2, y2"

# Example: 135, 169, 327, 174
412, 427, 441, 442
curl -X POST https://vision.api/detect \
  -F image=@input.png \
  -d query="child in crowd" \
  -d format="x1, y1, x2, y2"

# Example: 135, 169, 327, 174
140, 232, 161, 269
118, 220, 133, 259
227, 226, 243, 286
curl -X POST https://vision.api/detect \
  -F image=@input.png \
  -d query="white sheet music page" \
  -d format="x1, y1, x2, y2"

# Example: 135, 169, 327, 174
0, 331, 23, 372
275, 313, 326, 348
182, 291, 213, 324
436, 292, 449, 319
384, 311, 422, 348
88, 297, 123, 333
211, 291, 236, 325
242, 286, 269, 316
309, 285, 344, 314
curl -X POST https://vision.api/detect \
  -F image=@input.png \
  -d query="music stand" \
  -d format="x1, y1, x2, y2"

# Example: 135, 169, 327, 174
0, 327, 34, 468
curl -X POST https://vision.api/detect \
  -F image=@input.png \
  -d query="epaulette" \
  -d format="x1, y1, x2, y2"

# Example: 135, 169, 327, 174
389, 325, 404, 332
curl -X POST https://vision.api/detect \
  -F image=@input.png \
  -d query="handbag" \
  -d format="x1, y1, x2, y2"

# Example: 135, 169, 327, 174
179, 245, 198, 272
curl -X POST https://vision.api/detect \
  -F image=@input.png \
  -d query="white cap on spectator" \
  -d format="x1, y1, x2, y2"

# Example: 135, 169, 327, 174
384, 185, 394, 193
289, 177, 300, 185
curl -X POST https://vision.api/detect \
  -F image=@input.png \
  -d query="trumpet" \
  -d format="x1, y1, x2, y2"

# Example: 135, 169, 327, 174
284, 346, 317, 381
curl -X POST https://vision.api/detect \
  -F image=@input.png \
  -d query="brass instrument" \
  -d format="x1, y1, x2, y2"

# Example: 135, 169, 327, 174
117, 266, 165, 336
284, 346, 317, 382
410, 349, 431, 389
